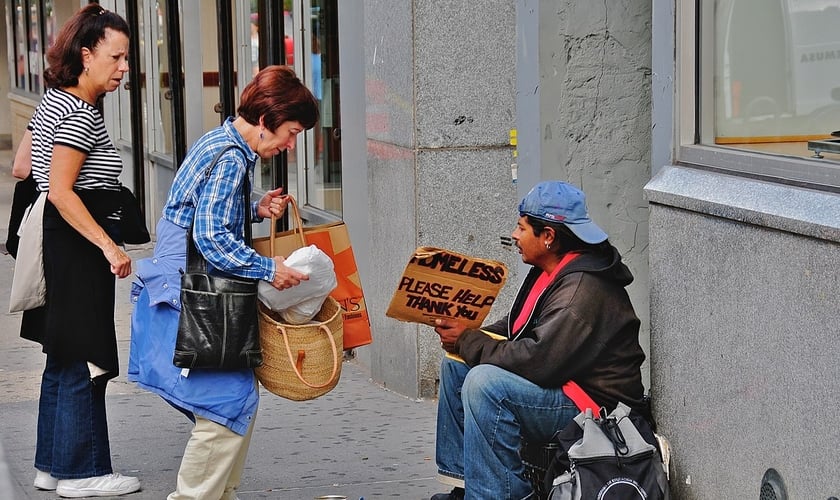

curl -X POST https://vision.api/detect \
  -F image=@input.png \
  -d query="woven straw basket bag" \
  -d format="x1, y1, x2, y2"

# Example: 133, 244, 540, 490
254, 199, 343, 401
256, 295, 344, 401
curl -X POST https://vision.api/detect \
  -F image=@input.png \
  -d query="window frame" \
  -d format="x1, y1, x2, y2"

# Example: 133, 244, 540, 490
675, 0, 840, 193
286, 0, 344, 223
9, 0, 53, 98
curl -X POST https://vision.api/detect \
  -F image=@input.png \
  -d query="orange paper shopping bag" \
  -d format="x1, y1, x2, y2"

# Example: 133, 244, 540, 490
253, 197, 372, 350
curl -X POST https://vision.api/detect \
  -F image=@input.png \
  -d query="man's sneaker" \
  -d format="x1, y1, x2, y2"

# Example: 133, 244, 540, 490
430, 487, 465, 500
33, 470, 58, 490
56, 473, 140, 498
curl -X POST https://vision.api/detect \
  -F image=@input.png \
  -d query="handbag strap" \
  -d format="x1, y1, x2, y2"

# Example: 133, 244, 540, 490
277, 323, 341, 388
186, 144, 251, 273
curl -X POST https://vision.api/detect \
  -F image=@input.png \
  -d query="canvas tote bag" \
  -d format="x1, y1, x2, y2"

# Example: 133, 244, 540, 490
9, 192, 47, 313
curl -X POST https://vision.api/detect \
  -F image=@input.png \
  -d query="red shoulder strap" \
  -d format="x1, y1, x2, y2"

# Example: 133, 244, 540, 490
562, 380, 599, 413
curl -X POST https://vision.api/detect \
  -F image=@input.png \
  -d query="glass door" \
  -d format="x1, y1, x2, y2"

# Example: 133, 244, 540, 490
149, 0, 175, 160
286, 0, 342, 220
108, 0, 343, 229
108, 0, 251, 227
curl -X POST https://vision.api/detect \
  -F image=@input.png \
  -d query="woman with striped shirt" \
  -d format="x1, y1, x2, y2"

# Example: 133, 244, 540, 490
12, 4, 141, 497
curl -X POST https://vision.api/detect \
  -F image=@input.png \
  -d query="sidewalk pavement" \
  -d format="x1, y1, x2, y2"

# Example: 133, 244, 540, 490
0, 147, 442, 500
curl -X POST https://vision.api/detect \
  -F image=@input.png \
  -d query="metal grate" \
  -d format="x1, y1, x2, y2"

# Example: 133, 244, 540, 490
760, 469, 787, 500
520, 441, 561, 500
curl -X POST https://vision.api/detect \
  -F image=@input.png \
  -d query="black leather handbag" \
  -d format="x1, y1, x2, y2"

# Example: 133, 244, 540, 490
173, 145, 263, 370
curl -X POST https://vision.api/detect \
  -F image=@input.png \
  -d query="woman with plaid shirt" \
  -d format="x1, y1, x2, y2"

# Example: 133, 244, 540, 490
128, 66, 318, 500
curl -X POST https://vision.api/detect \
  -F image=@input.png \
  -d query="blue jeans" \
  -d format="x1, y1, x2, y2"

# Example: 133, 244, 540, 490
35, 356, 113, 479
435, 358, 579, 500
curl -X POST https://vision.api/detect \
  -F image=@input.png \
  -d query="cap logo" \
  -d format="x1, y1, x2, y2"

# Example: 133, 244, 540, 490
544, 213, 566, 221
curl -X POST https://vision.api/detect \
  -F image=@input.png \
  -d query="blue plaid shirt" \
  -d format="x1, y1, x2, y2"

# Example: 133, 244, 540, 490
162, 118, 274, 281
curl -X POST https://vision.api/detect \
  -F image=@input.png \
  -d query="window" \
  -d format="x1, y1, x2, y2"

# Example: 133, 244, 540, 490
678, 0, 840, 191
11, 0, 56, 96
13, 0, 28, 89
284, 0, 343, 219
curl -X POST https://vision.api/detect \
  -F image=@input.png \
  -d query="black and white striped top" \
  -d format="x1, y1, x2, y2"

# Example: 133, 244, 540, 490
29, 88, 123, 197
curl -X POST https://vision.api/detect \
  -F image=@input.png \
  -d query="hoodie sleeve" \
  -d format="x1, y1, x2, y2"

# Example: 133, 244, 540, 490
480, 315, 510, 337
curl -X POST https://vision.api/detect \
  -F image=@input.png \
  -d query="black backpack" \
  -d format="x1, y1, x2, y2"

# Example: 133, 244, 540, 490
543, 403, 670, 500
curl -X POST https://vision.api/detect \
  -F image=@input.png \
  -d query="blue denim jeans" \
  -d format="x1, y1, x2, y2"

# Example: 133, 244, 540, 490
35, 356, 113, 479
435, 358, 579, 500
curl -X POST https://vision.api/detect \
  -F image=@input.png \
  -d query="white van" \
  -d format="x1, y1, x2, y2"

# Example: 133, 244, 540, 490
716, 0, 840, 141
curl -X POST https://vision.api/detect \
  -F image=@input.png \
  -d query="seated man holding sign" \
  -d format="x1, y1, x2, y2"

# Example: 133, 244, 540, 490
430, 181, 647, 500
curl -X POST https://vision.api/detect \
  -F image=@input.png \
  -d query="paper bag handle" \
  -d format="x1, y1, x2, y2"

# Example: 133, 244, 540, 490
269, 195, 306, 258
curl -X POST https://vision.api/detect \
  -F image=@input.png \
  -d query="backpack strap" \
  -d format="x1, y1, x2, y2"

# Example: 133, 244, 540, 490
562, 380, 599, 414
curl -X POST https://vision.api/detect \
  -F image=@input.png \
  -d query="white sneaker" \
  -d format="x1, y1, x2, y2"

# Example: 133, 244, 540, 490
655, 432, 672, 481
34, 470, 58, 490
56, 472, 140, 498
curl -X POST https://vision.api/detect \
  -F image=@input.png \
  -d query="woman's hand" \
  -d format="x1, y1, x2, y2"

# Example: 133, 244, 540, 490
270, 256, 309, 290
257, 188, 289, 219
102, 242, 132, 278
435, 318, 466, 353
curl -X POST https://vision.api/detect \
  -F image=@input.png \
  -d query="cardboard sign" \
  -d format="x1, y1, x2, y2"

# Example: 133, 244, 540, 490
386, 247, 508, 329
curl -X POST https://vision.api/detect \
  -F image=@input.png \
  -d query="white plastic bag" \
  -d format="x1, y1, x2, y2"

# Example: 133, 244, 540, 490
258, 245, 337, 324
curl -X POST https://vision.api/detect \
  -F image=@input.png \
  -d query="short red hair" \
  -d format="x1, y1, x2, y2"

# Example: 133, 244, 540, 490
237, 65, 319, 132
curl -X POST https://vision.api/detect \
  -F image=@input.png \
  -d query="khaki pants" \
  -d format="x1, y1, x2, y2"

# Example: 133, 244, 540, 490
167, 409, 257, 500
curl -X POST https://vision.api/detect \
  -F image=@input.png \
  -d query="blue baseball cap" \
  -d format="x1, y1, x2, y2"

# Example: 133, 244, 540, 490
518, 181, 608, 244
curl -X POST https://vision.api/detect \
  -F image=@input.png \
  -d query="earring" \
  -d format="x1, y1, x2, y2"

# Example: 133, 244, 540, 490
259, 129, 264, 140
84, 67, 89, 74
545, 242, 551, 249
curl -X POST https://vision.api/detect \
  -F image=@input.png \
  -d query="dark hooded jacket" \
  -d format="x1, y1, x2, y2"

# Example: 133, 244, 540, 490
455, 245, 646, 413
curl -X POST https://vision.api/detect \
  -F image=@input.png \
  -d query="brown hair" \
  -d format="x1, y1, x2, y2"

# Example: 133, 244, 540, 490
44, 3, 130, 89
237, 65, 319, 131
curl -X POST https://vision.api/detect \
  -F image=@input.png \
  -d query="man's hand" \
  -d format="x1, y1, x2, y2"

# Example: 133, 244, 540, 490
434, 318, 466, 353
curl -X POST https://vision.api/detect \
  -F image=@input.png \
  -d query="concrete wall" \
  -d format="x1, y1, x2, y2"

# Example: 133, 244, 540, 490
363, 0, 519, 398
536, 0, 653, 386
646, 167, 840, 499
361, 0, 652, 398
7, 95, 37, 153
